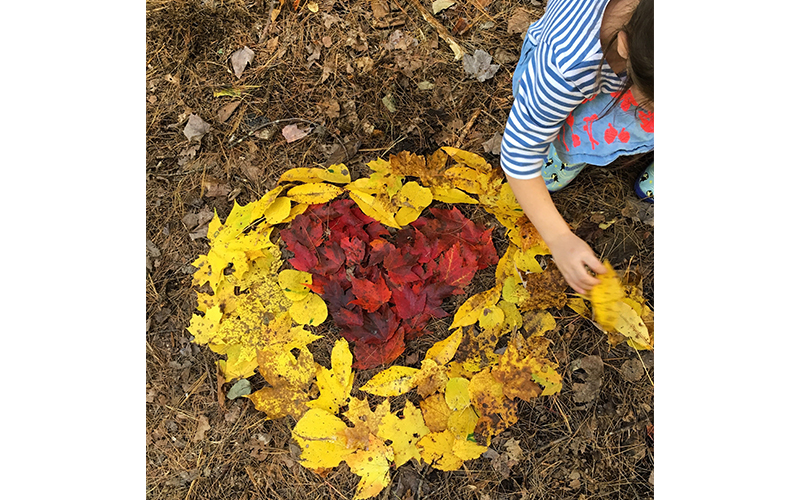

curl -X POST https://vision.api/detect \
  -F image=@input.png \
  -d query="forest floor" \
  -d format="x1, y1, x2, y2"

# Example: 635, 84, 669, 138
145, 1, 655, 499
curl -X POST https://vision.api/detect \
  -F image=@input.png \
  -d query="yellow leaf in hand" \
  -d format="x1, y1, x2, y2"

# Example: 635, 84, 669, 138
588, 261, 624, 331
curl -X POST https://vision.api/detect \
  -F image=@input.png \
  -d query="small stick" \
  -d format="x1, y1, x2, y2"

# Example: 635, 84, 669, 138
455, 108, 481, 149
404, 0, 466, 60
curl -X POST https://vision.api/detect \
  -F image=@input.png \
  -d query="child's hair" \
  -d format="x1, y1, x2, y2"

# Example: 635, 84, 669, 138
601, 0, 654, 112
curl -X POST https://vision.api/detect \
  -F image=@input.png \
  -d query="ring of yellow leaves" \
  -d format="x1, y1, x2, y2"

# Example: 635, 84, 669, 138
187, 148, 654, 499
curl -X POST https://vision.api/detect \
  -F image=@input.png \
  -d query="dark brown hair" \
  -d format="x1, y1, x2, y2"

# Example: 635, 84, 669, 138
602, 0, 654, 113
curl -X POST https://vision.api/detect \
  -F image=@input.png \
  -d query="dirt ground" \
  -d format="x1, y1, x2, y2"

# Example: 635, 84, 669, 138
145, 1, 655, 499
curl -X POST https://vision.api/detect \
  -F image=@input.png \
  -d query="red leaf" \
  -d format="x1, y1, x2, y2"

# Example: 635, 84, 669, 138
433, 245, 475, 293
384, 247, 423, 285
349, 274, 392, 313
352, 329, 406, 369
391, 282, 427, 320
340, 236, 366, 266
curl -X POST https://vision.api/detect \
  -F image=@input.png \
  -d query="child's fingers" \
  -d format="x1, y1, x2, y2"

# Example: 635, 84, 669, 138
585, 256, 606, 275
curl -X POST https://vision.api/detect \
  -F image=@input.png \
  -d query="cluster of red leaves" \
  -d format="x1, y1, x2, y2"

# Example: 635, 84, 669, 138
280, 199, 498, 369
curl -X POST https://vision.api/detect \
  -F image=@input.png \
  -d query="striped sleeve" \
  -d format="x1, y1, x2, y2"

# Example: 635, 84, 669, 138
500, 43, 587, 180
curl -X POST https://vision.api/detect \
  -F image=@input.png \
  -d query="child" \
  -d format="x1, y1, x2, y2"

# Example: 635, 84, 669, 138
501, 0, 654, 294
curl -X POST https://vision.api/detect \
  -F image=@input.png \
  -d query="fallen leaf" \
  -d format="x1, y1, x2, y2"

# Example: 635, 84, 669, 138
571, 355, 604, 404
620, 359, 644, 382
183, 114, 212, 142
432, 0, 456, 15
226, 379, 252, 399
216, 101, 241, 123
588, 261, 623, 331
507, 9, 533, 35
463, 49, 500, 82
482, 131, 503, 155
202, 178, 232, 198
282, 123, 313, 143
231, 46, 255, 79
193, 415, 211, 442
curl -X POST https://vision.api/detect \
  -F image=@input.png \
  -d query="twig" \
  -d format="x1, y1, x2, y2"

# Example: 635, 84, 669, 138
455, 108, 481, 149
404, 0, 465, 60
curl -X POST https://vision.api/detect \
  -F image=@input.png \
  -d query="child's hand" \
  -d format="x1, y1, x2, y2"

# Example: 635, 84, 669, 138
547, 232, 606, 294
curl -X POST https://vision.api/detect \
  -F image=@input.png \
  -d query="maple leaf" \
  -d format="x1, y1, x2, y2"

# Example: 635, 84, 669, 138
377, 400, 430, 467
307, 338, 354, 414
352, 329, 406, 370
349, 274, 392, 313
345, 436, 394, 500
416, 430, 467, 471
341, 235, 366, 266
433, 245, 477, 293
469, 368, 518, 445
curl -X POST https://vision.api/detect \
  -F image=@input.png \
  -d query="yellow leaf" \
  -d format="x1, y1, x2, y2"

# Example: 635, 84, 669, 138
377, 400, 430, 467
344, 398, 391, 442
278, 269, 312, 301
478, 305, 504, 330
588, 261, 624, 331
424, 328, 463, 366
566, 297, 591, 319
286, 182, 344, 204
345, 436, 394, 500
522, 310, 556, 337
359, 365, 420, 397
279, 167, 325, 184
348, 189, 401, 228
412, 359, 449, 398
262, 196, 292, 224
452, 437, 488, 462
307, 338, 354, 413
514, 246, 545, 273
497, 300, 523, 332
444, 165, 488, 195
292, 408, 353, 469
278, 202, 309, 224
416, 430, 463, 471
318, 163, 352, 184
367, 157, 391, 173
493, 333, 561, 401
468, 368, 518, 443
419, 393, 451, 432
248, 379, 311, 419
615, 301, 652, 349
430, 185, 478, 204
440, 147, 492, 172
447, 405, 479, 440
187, 305, 224, 345
288, 293, 328, 326
445, 377, 471, 411
393, 181, 433, 226
502, 275, 531, 305
451, 284, 502, 329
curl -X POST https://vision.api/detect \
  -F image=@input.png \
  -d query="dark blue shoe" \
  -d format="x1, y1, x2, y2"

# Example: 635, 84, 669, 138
634, 162, 653, 202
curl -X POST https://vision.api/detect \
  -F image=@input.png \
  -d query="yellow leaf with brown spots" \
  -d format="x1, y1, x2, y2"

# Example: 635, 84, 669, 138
492, 332, 562, 401
522, 310, 556, 337
447, 405, 479, 440
187, 305, 223, 345
278, 269, 312, 302
616, 301, 652, 349
342, 398, 392, 450
307, 338, 354, 414
440, 146, 493, 172
519, 263, 569, 312
345, 435, 394, 500
451, 284, 502, 329
292, 408, 353, 469
416, 430, 463, 471
497, 300, 523, 333
279, 167, 327, 184
468, 368, 518, 445
419, 393, 451, 433
359, 365, 420, 397
457, 326, 502, 374
318, 163, 352, 184
377, 400, 430, 467
412, 359, 449, 398
286, 182, 344, 204
451, 436, 488, 461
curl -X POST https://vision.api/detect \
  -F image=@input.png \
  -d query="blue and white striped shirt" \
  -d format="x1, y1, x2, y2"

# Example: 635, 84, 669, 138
501, 0, 626, 179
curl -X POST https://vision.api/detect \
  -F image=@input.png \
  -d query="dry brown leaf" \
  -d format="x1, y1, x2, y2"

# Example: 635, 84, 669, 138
202, 178, 232, 198
508, 10, 533, 35
482, 131, 503, 155
371, 0, 391, 19
570, 355, 604, 404
193, 415, 211, 442
231, 46, 255, 79
216, 101, 241, 123
183, 114, 212, 142
282, 124, 312, 143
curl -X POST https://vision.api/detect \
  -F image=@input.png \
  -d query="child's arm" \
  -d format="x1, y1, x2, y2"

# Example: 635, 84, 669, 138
504, 174, 606, 294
